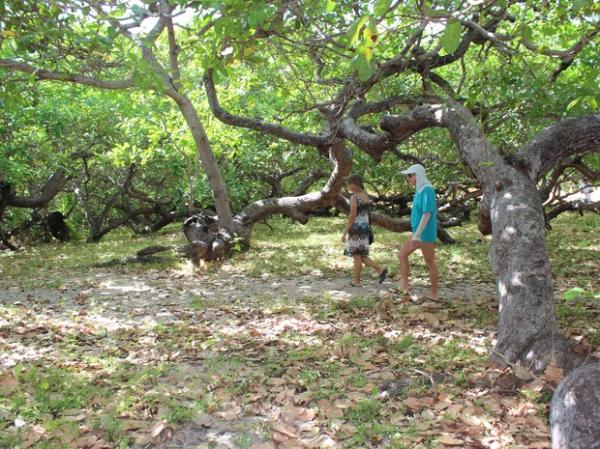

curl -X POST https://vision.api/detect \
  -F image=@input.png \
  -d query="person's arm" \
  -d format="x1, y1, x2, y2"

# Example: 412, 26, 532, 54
412, 212, 431, 242
342, 195, 357, 241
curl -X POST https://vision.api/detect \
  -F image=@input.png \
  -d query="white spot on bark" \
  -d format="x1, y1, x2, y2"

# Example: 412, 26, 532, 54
564, 391, 576, 407
499, 281, 507, 297
501, 226, 516, 240
511, 272, 523, 286
503, 192, 512, 199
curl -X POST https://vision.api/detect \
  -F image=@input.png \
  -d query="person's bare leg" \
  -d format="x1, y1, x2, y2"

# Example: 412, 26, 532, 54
420, 243, 439, 299
397, 239, 419, 293
352, 255, 362, 286
362, 256, 383, 274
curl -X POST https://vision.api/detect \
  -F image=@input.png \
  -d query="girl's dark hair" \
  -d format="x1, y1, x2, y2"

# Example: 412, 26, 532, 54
346, 174, 364, 190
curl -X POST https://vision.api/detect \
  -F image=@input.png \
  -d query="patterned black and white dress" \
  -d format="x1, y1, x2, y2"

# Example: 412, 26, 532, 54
345, 194, 371, 257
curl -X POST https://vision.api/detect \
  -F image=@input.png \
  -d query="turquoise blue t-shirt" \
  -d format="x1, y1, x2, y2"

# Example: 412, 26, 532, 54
410, 185, 437, 243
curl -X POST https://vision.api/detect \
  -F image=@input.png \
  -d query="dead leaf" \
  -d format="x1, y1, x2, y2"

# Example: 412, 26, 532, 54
249, 443, 276, 449
438, 435, 465, 446
63, 413, 86, 422
72, 434, 99, 449
333, 399, 352, 410
346, 391, 367, 401
217, 401, 241, 420
528, 441, 551, 448
20, 429, 44, 449
447, 403, 463, 414
544, 362, 564, 387
299, 434, 337, 448
514, 365, 535, 381
422, 312, 440, 328
150, 421, 169, 439
293, 391, 313, 404
281, 406, 315, 422
404, 397, 422, 411
271, 421, 299, 438
120, 419, 146, 431
317, 399, 344, 418
460, 414, 483, 427
0, 374, 19, 394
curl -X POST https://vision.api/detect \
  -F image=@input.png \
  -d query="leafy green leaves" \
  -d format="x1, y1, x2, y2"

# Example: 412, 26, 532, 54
347, 16, 368, 47
373, 0, 393, 17
441, 19, 462, 54
351, 52, 376, 81
346, 16, 379, 81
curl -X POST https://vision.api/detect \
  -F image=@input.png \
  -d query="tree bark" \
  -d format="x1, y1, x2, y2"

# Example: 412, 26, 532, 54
550, 362, 600, 449
167, 91, 235, 232
233, 140, 351, 242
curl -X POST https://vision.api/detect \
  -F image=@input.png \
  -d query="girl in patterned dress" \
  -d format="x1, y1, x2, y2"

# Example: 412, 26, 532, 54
342, 175, 388, 287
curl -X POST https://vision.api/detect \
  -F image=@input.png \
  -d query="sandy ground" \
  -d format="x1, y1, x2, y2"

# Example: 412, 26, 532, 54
1, 269, 497, 312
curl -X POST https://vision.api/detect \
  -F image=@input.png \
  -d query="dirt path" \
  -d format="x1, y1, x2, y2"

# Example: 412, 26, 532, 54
2, 269, 497, 311
1, 270, 500, 449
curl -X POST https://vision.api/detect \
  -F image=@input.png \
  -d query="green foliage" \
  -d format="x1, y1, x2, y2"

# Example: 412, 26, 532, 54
441, 19, 462, 54
1, 0, 598, 248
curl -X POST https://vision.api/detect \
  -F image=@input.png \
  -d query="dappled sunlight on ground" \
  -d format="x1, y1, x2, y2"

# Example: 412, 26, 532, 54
1, 268, 577, 448
0, 214, 597, 448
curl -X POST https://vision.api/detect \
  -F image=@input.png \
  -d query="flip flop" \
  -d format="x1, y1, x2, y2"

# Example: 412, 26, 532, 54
348, 281, 361, 288
378, 268, 388, 284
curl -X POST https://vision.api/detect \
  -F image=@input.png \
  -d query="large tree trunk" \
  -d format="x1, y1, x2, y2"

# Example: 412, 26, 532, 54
167, 92, 235, 232
486, 169, 568, 371
550, 362, 600, 449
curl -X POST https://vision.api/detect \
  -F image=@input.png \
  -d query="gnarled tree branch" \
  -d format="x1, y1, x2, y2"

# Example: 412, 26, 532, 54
513, 114, 600, 181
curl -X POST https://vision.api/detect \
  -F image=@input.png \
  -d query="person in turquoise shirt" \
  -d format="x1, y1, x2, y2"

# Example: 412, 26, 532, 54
397, 164, 439, 300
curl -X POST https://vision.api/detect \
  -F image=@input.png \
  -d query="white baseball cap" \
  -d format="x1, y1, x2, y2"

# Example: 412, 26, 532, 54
400, 164, 425, 175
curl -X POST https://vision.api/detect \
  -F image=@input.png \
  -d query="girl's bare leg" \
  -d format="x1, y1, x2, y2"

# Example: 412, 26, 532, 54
397, 239, 419, 292
420, 243, 439, 299
361, 256, 383, 274
353, 255, 362, 286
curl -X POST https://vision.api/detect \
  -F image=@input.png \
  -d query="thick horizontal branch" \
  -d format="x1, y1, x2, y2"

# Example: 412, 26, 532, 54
203, 69, 331, 147
233, 141, 351, 240
545, 200, 600, 225
339, 117, 392, 160
293, 170, 327, 196
513, 114, 600, 181
0, 59, 134, 89
381, 105, 445, 143
348, 95, 418, 119
8, 171, 69, 208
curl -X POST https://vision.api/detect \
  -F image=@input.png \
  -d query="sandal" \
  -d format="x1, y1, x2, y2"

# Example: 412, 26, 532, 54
348, 281, 361, 288
378, 268, 388, 284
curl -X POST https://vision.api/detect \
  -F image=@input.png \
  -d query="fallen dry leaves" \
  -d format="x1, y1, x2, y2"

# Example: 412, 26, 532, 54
1, 273, 593, 449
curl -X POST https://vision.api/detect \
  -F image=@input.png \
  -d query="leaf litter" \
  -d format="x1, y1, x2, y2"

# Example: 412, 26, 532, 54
0, 268, 597, 449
